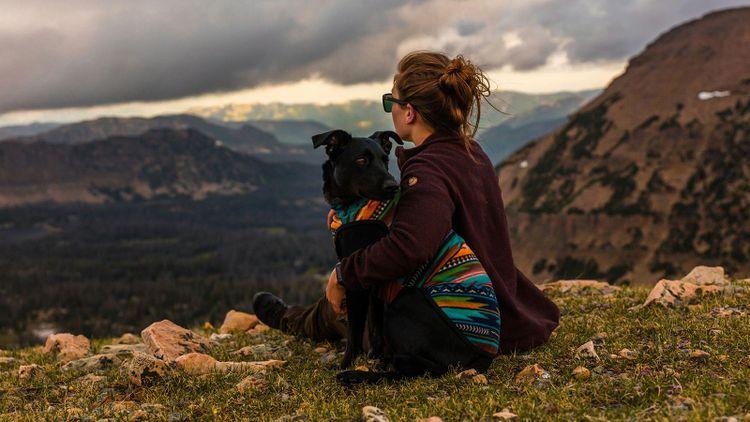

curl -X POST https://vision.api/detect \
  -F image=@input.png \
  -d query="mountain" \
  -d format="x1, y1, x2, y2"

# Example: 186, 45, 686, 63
239, 119, 333, 145
477, 90, 599, 165
0, 122, 61, 140
10, 114, 320, 164
188, 90, 600, 135
0, 128, 320, 208
496, 7, 750, 284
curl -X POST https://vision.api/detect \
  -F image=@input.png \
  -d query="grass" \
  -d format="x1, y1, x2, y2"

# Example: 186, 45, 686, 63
1, 280, 749, 421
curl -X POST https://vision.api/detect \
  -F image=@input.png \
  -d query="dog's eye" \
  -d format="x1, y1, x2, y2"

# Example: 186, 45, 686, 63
355, 157, 368, 166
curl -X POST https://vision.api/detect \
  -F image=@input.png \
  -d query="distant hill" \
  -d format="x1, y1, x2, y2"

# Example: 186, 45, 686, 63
188, 90, 601, 135
0, 128, 320, 207
0, 122, 61, 140
8, 114, 321, 164
240, 119, 333, 146
496, 7, 750, 284
477, 91, 599, 165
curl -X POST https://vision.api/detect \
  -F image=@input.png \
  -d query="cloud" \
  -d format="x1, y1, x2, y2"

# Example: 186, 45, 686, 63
0, 0, 747, 113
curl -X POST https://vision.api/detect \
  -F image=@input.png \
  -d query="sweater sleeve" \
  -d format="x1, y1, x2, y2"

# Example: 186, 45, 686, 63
337, 159, 455, 290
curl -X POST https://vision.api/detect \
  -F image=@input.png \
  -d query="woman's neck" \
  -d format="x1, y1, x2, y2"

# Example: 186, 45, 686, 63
410, 126, 434, 147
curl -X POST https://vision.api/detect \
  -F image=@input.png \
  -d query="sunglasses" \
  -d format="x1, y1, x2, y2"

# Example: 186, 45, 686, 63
382, 93, 411, 113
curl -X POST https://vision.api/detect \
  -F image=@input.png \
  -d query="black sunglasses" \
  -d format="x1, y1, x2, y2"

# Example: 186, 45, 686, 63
382, 93, 411, 113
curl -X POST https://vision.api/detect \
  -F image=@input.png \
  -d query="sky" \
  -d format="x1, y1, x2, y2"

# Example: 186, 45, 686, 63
1, 0, 748, 125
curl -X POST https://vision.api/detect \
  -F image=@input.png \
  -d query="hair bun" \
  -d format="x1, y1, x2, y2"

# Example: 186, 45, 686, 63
439, 55, 472, 94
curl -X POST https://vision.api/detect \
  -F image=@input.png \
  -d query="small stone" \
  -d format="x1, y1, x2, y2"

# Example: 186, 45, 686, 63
572, 366, 591, 380
471, 374, 488, 385
418, 418, 444, 422
0, 357, 18, 369
76, 373, 106, 386
248, 323, 271, 335
112, 400, 139, 413
210, 333, 233, 342
18, 364, 42, 381
141, 320, 215, 362
124, 351, 169, 386
362, 405, 390, 422
216, 359, 286, 374
618, 348, 637, 360
43, 333, 91, 363
717, 354, 729, 362
593, 332, 608, 340
514, 364, 549, 385
355, 365, 370, 372
175, 353, 219, 375
220, 310, 260, 334
129, 410, 150, 421
690, 349, 710, 360
492, 409, 519, 420
313, 347, 328, 354
576, 341, 600, 361
236, 374, 268, 393
114, 333, 140, 345
62, 352, 131, 372
320, 352, 337, 365
671, 396, 695, 411
455, 368, 478, 380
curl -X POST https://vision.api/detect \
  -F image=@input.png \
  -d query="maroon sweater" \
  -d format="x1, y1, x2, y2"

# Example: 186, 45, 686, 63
337, 129, 560, 354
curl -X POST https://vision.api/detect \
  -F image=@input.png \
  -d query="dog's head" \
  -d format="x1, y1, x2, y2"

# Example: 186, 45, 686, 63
312, 129, 403, 206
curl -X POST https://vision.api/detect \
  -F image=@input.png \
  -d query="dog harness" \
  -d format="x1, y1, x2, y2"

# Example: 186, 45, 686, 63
329, 189, 501, 355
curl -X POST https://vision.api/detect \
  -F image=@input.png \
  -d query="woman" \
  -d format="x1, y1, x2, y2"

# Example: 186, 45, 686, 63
253, 50, 559, 375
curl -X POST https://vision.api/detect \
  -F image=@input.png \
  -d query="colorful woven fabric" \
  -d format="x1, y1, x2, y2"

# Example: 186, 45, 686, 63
328, 189, 501, 355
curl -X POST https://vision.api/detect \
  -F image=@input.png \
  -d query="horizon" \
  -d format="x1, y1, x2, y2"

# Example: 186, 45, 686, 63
1, 1, 748, 126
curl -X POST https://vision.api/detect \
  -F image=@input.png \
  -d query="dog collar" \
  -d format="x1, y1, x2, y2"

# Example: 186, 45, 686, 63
328, 189, 401, 234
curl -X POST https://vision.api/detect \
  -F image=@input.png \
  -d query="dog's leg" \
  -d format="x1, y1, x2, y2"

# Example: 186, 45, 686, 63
340, 288, 368, 369
367, 290, 386, 363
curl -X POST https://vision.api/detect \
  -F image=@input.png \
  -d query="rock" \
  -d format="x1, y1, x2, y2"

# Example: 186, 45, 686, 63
539, 279, 620, 295
114, 333, 140, 345
492, 409, 519, 421
681, 266, 729, 285
175, 353, 219, 375
236, 374, 268, 393
572, 366, 591, 380
0, 357, 18, 368
62, 352, 131, 372
514, 364, 550, 385
141, 320, 214, 362
576, 341, 600, 361
43, 333, 91, 363
320, 352, 338, 365
100, 343, 148, 354
210, 333, 233, 342
220, 310, 260, 334
18, 364, 42, 381
455, 368, 478, 380
129, 410, 150, 421
124, 351, 169, 386
418, 418, 443, 422
248, 323, 270, 335
362, 405, 390, 422
618, 348, 637, 360
472, 374, 488, 385
112, 400, 139, 413
313, 346, 328, 354
690, 349, 710, 360
630, 266, 735, 310
671, 396, 695, 411
216, 359, 286, 374
75, 373, 106, 386
233, 344, 276, 358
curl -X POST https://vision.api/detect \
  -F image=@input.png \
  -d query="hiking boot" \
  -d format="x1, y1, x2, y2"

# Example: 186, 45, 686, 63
252, 292, 289, 330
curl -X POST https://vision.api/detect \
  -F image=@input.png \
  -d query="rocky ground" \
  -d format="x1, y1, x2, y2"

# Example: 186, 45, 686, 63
0, 266, 748, 421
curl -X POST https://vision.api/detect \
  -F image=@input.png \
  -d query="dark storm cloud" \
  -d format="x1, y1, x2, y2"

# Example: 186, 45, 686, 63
0, 0, 748, 113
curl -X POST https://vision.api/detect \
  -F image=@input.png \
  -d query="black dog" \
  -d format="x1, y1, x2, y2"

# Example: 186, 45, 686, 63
311, 129, 403, 371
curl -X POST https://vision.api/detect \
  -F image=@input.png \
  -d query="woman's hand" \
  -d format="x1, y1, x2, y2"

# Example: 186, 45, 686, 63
326, 267, 347, 316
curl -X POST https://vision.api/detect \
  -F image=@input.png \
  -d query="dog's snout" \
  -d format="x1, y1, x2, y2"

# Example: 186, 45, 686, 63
383, 180, 399, 193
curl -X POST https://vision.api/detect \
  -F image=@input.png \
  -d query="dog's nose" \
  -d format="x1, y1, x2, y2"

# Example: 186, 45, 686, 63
382, 180, 399, 193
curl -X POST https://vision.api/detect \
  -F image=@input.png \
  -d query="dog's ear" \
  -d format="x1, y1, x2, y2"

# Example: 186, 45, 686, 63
368, 130, 403, 154
312, 129, 352, 154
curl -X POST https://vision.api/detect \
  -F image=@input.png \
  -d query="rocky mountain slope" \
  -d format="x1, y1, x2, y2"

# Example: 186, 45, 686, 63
0, 128, 319, 207
496, 7, 750, 284
8, 114, 319, 164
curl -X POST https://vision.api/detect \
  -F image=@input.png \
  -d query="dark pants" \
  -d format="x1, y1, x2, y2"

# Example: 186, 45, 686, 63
278, 287, 494, 375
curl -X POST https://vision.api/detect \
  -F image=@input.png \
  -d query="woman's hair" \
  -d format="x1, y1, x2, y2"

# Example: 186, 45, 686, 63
393, 50, 501, 159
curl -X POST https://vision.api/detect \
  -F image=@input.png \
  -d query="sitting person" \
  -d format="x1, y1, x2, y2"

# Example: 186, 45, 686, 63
253, 50, 560, 376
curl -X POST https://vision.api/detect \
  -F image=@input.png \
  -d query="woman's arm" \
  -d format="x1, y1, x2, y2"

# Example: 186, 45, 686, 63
337, 158, 456, 290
